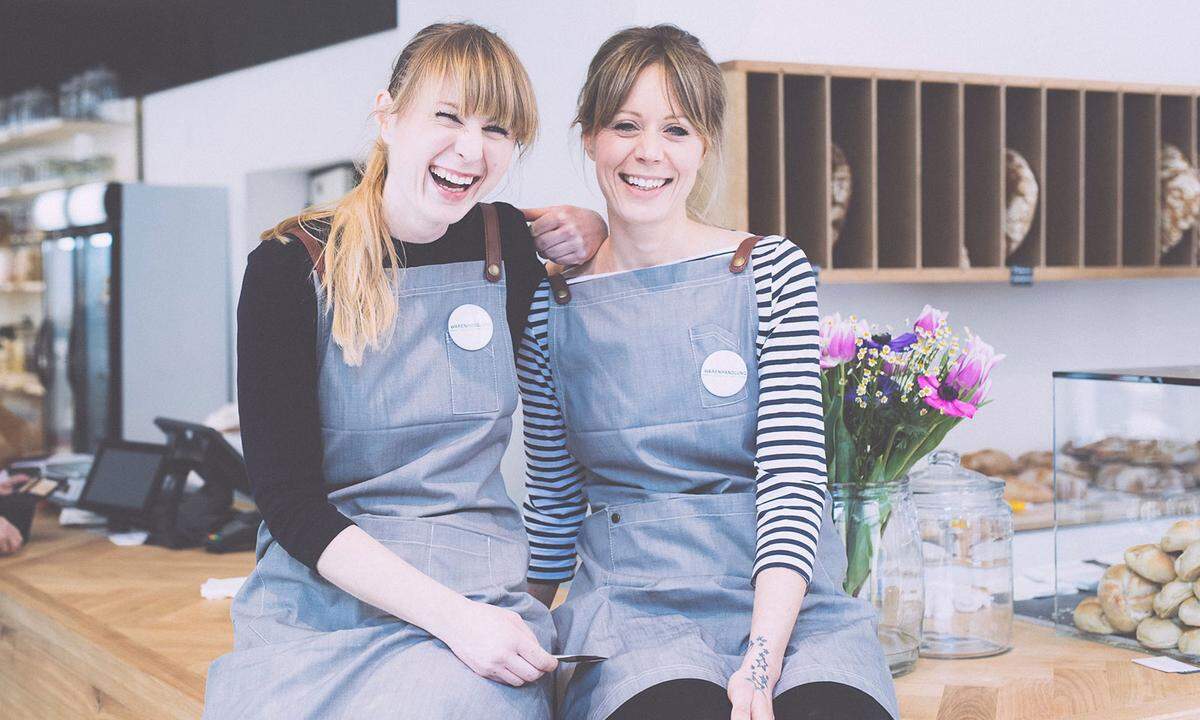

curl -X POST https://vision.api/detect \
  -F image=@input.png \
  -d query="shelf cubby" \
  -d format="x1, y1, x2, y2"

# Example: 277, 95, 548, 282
830, 77, 875, 268
1160, 94, 1197, 266
783, 74, 829, 268
1122, 93, 1159, 267
1045, 89, 1084, 267
920, 82, 963, 268
1084, 91, 1122, 267
746, 72, 785, 238
719, 61, 1200, 283
876, 80, 920, 269
1005, 87, 1046, 267
964, 84, 1003, 268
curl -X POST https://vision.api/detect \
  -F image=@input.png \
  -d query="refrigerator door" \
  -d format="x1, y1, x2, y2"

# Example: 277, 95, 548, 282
77, 231, 115, 452
41, 236, 77, 453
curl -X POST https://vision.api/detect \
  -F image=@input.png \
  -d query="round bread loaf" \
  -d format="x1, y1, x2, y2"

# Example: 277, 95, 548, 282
1155, 580, 1194, 618
1098, 564, 1159, 632
1073, 596, 1115, 634
1126, 544, 1178, 584
1175, 543, 1200, 582
1137, 617, 1183, 649
1180, 598, 1200, 626
1162, 520, 1200, 553
1179, 629, 1200, 656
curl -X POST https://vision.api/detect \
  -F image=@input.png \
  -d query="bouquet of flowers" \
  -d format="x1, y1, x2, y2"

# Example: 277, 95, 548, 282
820, 305, 1003, 597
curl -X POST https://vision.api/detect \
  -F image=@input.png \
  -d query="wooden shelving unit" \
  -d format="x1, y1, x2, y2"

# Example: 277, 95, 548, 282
715, 61, 1200, 283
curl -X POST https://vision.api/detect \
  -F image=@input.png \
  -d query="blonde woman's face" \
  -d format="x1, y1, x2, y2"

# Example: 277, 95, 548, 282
377, 77, 517, 227
586, 64, 705, 227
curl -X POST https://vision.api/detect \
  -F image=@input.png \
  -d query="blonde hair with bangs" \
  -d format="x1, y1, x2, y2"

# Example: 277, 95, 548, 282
266, 22, 538, 366
574, 24, 726, 219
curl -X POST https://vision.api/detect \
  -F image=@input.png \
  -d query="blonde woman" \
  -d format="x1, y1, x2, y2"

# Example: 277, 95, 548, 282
203, 23, 607, 719
520, 26, 898, 720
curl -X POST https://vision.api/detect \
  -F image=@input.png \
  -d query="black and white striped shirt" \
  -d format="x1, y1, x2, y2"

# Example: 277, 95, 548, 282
518, 236, 827, 585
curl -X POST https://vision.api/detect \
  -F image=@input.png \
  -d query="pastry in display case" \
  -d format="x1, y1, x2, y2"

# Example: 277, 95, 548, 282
1048, 367, 1200, 661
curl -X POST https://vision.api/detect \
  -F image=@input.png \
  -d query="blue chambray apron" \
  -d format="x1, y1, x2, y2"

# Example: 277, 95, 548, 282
203, 204, 555, 720
544, 237, 898, 720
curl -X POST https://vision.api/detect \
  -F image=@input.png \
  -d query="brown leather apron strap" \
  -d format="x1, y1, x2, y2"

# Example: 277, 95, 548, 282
481, 202, 502, 282
287, 221, 327, 281
547, 269, 571, 304
729, 234, 764, 273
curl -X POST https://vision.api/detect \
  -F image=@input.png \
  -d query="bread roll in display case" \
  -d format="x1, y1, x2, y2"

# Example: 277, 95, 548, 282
1052, 367, 1200, 661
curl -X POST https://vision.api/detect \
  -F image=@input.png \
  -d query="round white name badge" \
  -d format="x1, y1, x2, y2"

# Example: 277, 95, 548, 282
701, 350, 748, 397
447, 304, 493, 351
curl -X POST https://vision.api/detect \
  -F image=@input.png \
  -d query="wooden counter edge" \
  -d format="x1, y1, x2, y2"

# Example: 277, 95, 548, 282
0, 559, 205, 720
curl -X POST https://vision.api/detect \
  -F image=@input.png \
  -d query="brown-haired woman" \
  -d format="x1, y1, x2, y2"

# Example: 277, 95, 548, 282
203, 22, 607, 719
519, 25, 898, 720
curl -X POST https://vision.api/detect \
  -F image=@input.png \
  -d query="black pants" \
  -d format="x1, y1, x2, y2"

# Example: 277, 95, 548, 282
607, 678, 892, 720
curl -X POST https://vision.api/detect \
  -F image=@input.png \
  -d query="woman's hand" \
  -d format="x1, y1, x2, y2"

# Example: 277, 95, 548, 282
523, 206, 607, 266
0, 517, 23, 555
438, 596, 558, 687
727, 635, 780, 720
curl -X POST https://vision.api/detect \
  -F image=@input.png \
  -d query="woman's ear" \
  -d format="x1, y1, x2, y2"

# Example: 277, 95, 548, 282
373, 90, 395, 144
582, 132, 596, 162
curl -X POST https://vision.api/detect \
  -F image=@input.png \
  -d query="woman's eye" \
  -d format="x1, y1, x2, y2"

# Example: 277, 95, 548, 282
613, 121, 638, 132
666, 125, 689, 137
436, 111, 462, 123
484, 124, 510, 137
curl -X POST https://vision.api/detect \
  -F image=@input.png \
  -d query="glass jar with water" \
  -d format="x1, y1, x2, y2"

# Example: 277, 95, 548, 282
911, 450, 1013, 658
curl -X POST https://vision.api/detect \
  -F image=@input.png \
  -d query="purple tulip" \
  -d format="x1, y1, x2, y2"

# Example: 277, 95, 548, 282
915, 305, 948, 335
946, 334, 1004, 398
820, 313, 865, 369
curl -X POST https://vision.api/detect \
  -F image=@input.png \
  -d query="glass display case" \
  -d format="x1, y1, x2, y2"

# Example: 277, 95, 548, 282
1050, 366, 1200, 661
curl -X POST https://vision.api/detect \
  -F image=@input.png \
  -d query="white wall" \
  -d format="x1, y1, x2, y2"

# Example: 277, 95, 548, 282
143, 1, 1200, 480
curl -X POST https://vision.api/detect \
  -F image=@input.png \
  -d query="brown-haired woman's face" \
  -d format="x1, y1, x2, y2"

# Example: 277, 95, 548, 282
586, 64, 705, 227
376, 77, 517, 228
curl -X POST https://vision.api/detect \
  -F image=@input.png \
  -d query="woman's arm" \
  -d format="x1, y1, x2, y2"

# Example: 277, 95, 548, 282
729, 238, 828, 718
516, 281, 589, 607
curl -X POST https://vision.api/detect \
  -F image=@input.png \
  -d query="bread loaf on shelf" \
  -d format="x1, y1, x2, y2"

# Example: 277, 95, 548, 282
1098, 564, 1160, 633
1126, 544, 1179, 584
1162, 520, 1200, 553
1154, 581, 1194, 619
1137, 617, 1184, 649
1073, 596, 1115, 634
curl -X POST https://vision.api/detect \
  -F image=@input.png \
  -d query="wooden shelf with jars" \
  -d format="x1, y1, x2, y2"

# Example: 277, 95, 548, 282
713, 61, 1200, 284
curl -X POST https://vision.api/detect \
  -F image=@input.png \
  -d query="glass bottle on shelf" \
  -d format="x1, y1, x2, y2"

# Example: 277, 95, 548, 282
911, 450, 1014, 658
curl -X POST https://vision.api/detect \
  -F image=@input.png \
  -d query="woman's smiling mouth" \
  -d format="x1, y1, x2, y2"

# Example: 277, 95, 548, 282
619, 172, 672, 191
429, 165, 479, 193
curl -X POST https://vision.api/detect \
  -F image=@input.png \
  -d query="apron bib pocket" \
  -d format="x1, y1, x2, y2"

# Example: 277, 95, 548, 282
689, 323, 749, 408
445, 333, 500, 415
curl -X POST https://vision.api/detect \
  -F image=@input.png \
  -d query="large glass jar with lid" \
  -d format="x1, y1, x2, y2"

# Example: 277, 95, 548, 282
911, 450, 1014, 658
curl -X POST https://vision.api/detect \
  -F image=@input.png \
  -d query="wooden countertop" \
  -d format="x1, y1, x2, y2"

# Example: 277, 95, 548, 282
3, 509, 1200, 719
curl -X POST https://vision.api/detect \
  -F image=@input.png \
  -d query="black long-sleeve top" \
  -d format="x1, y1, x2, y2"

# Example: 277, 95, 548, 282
237, 202, 545, 570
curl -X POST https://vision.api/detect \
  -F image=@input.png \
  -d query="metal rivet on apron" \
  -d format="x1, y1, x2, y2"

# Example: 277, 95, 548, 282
610, 512, 621, 524
731, 255, 747, 268
486, 263, 501, 278
555, 289, 569, 301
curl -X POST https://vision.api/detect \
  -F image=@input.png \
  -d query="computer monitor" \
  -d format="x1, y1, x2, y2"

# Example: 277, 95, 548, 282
153, 417, 249, 495
76, 440, 169, 522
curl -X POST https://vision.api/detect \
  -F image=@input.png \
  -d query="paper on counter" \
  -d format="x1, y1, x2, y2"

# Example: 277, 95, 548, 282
202, 576, 247, 600
108, 530, 149, 546
1133, 656, 1200, 674
58, 507, 108, 526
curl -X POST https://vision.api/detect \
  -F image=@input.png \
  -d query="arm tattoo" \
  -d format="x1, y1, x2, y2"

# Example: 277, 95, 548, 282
747, 635, 770, 693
